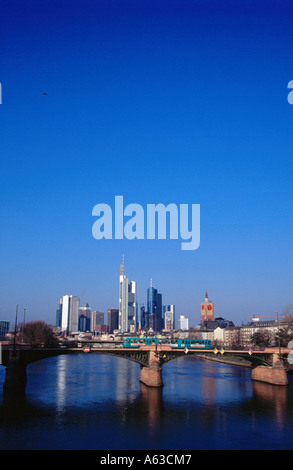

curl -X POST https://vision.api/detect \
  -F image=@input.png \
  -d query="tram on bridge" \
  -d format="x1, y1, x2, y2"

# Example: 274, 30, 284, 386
122, 337, 212, 349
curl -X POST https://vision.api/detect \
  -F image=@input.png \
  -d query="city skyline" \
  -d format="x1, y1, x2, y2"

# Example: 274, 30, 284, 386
54, 266, 228, 333
2, 250, 292, 330
22, 261, 291, 332
1, 1, 293, 328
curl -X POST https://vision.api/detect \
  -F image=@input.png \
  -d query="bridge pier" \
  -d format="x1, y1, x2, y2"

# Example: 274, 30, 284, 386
139, 350, 163, 388
251, 366, 288, 386
251, 351, 288, 386
3, 350, 27, 395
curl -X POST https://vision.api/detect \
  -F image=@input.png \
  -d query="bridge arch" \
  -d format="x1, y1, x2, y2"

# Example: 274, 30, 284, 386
0, 345, 290, 392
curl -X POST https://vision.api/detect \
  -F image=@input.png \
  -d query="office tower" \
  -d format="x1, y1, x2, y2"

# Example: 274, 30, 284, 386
140, 305, 147, 330
200, 290, 214, 323
147, 278, 163, 331
162, 305, 166, 323
167, 304, 176, 329
61, 295, 80, 333
178, 315, 189, 330
147, 280, 156, 317
56, 298, 63, 327
107, 309, 119, 333
164, 310, 174, 330
79, 303, 91, 332
156, 293, 163, 330
119, 258, 137, 333
92, 311, 105, 332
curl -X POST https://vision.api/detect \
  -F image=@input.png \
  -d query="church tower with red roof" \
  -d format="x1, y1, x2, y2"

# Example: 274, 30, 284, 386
200, 289, 214, 324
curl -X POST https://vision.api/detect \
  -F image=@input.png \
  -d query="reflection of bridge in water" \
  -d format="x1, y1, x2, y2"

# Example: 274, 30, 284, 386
0, 342, 291, 395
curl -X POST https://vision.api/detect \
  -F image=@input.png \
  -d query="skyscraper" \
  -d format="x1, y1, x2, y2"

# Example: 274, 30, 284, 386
147, 278, 163, 331
178, 315, 189, 330
61, 295, 80, 333
79, 303, 91, 332
107, 309, 119, 333
119, 257, 137, 333
167, 304, 176, 330
56, 298, 63, 327
164, 310, 174, 330
92, 310, 106, 333
140, 305, 147, 330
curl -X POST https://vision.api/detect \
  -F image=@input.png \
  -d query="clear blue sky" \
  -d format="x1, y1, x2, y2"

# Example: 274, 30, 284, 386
1, 0, 293, 328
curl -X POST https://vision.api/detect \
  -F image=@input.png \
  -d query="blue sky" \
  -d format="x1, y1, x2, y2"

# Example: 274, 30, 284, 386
1, 0, 293, 328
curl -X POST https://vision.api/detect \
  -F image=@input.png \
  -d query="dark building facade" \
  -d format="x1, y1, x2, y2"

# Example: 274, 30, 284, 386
107, 309, 119, 333
147, 282, 163, 331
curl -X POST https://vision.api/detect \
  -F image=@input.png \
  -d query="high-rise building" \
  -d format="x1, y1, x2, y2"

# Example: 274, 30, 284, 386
164, 310, 174, 330
147, 278, 163, 331
167, 304, 176, 329
92, 311, 105, 332
61, 295, 80, 333
200, 290, 214, 323
79, 303, 91, 332
107, 309, 119, 333
178, 315, 189, 330
56, 298, 63, 328
119, 257, 137, 333
162, 305, 166, 322
147, 281, 156, 317
140, 305, 147, 330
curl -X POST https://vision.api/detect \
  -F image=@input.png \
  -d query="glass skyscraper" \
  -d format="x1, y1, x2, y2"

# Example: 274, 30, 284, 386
147, 280, 163, 331
79, 303, 91, 332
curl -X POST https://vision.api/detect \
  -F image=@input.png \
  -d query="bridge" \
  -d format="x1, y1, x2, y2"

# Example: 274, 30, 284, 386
0, 341, 292, 395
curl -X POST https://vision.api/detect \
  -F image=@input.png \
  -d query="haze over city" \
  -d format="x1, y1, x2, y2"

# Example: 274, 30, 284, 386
1, 0, 293, 328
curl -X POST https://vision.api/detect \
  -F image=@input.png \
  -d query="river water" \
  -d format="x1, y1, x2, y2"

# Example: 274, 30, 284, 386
0, 354, 293, 450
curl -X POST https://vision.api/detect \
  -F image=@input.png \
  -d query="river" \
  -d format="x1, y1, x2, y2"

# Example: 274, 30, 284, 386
0, 354, 293, 450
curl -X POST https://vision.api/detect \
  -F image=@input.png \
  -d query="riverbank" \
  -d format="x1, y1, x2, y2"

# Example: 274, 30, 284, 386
196, 354, 252, 368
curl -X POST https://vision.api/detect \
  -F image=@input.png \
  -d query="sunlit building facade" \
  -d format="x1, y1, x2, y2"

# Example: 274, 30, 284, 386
119, 260, 137, 333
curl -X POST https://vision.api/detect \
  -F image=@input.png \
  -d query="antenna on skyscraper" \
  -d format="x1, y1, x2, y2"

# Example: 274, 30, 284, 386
120, 254, 125, 275
150, 277, 152, 287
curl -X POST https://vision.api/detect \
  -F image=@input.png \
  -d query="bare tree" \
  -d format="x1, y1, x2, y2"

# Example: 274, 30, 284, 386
23, 321, 58, 347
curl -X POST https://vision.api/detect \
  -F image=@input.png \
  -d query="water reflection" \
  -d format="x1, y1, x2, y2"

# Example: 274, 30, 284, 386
140, 382, 163, 431
252, 381, 289, 432
52, 354, 141, 406
56, 356, 67, 416
164, 357, 252, 405
0, 354, 293, 449
252, 380, 288, 408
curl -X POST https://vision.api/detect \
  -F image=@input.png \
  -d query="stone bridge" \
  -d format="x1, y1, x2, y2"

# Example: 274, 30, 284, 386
0, 342, 291, 394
